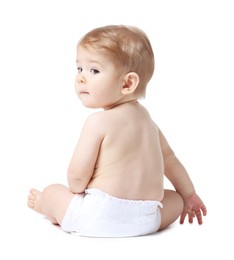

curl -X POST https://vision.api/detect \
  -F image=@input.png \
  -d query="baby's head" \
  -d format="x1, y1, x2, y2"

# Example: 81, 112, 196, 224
77, 25, 155, 98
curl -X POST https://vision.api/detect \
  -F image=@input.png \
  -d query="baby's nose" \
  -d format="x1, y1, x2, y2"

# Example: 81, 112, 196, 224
77, 75, 86, 84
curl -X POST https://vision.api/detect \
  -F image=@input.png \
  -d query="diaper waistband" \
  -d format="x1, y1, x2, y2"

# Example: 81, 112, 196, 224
85, 188, 163, 209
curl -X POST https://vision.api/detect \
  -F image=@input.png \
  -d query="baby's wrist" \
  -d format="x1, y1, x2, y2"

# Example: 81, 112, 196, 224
182, 190, 196, 199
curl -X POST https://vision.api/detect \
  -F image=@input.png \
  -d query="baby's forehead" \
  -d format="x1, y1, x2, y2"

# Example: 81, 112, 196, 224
76, 45, 113, 64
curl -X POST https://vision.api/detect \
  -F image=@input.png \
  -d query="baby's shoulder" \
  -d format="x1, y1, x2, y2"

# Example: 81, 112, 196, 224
86, 110, 113, 122
84, 110, 115, 130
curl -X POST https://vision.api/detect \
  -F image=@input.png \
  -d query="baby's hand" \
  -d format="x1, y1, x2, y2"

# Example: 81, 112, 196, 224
180, 193, 207, 225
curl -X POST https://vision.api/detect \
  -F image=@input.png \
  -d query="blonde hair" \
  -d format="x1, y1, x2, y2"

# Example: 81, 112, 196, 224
78, 25, 155, 98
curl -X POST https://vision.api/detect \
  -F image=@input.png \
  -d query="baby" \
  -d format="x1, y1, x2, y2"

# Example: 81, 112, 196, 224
28, 25, 207, 237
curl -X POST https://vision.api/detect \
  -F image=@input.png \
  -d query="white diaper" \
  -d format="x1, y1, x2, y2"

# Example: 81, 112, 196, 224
61, 188, 163, 237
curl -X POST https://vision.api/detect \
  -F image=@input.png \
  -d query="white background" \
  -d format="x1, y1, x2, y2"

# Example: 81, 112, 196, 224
0, 0, 233, 259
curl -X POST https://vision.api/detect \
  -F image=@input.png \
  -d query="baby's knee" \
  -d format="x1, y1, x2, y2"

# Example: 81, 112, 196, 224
42, 184, 66, 199
171, 191, 184, 214
166, 189, 184, 213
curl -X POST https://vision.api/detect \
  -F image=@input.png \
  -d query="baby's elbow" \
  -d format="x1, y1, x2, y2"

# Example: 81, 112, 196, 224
68, 179, 86, 194
67, 170, 87, 194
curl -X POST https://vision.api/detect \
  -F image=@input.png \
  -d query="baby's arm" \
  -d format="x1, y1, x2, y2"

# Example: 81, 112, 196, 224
159, 129, 195, 197
67, 113, 104, 193
159, 129, 207, 224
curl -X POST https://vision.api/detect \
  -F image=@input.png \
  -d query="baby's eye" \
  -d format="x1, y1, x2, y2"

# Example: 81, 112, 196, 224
77, 67, 83, 73
90, 68, 100, 74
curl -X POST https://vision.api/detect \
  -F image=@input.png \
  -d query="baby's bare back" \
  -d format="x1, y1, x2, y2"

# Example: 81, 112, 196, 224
88, 101, 164, 201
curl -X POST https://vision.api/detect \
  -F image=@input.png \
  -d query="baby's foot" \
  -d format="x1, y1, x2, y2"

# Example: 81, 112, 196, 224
27, 189, 43, 214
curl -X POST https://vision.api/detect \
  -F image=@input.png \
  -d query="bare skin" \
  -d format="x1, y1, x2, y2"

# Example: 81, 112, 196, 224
27, 102, 207, 230
28, 189, 42, 214
28, 43, 207, 233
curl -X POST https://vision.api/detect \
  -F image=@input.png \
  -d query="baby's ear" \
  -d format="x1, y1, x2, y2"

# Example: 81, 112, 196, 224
121, 72, 139, 95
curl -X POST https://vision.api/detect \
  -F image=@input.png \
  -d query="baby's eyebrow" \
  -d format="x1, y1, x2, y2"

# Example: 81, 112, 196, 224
76, 59, 103, 67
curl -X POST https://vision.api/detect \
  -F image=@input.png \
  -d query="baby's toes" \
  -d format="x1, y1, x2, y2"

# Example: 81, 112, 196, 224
27, 194, 35, 206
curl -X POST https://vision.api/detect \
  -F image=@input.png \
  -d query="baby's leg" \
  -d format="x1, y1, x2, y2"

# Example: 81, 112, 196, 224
159, 189, 184, 231
28, 184, 75, 225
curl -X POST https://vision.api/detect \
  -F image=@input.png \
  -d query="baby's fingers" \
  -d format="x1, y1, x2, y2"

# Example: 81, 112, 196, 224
188, 212, 194, 223
195, 209, 203, 224
179, 211, 187, 224
180, 210, 196, 224
196, 204, 207, 224
201, 204, 207, 217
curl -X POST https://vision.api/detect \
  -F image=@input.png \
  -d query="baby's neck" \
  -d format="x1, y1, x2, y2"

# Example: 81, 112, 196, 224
104, 98, 139, 110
